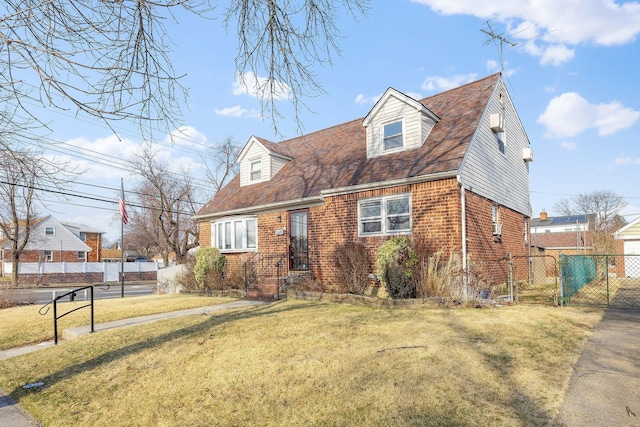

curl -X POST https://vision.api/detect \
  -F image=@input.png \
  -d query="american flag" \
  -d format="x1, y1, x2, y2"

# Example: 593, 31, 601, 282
119, 180, 128, 225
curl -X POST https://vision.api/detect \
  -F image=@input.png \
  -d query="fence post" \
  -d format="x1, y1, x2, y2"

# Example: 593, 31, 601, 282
606, 255, 610, 306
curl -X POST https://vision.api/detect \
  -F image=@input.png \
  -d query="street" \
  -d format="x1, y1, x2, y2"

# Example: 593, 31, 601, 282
4, 283, 157, 306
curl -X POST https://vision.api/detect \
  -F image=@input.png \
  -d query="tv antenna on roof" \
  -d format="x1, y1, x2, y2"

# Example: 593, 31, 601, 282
481, 21, 518, 72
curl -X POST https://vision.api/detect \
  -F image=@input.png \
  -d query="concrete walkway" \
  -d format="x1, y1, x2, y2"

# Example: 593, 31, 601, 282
0, 299, 267, 427
557, 308, 640, 426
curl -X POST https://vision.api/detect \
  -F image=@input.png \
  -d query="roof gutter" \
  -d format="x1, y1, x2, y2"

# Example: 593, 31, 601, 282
193, 196, 325, 221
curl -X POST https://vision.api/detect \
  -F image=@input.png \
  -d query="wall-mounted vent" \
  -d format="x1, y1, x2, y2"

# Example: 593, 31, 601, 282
490, 113, 504, 133
523, 147, 534, 162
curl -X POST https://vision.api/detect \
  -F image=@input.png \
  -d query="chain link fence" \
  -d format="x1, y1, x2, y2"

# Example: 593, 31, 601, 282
558, 254, 640, 308
469, 253, 640, 308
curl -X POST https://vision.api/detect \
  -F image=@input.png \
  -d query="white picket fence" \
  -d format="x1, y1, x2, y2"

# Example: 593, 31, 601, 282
2, 261, 157, 282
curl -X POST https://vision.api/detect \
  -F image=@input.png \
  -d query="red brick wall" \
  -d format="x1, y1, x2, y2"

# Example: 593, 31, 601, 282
464, 191, 529, 283
199, 222, 211, 248
85, 233, 102, 262
198, 178, 531, 291
9, 250, 87, 263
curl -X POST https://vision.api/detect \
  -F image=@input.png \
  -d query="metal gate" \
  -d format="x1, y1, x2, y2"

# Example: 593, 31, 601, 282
558, 254, 640, 308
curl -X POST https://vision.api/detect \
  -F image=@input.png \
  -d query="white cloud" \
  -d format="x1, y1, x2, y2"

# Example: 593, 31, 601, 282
538, 92, 640, 138
355, 93, 382, 105
55, 135, 139, 180
615, 157, 640, 165
214, 105, 261, 119
560, 141, 577, 151
421, 73, 478, 92
486, 59, 499, 72
232, 71, 291, 101
413, 0, 640, 65
539, 44, 575, 66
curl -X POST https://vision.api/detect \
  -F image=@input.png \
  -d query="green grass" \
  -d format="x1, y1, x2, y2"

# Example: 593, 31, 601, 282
0, 300, 603, 426
0, 294, 234, 350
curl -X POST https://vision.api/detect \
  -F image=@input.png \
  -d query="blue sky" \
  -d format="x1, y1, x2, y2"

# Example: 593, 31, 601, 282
33, 0, 640, 243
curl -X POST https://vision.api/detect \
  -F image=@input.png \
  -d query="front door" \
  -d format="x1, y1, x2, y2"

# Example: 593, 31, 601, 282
289, 210, 308, 271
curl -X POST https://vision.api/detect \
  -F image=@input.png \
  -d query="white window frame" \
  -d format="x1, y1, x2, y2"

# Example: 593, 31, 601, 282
45, 226, 55, 236
496, 131, 506, 156
381, 119, 405, 153
358, 194, 412, 237
77, 251, 86, 261
249, 159, 262, 182
212, 217, 258, 252
43, 250, 52, 262
79, 232, 87, 242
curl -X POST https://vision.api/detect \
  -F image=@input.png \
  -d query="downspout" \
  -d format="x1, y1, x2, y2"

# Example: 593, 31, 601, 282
457, 175, 468, 298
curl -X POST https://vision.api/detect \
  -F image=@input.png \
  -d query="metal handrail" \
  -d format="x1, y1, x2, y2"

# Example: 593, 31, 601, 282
39, 285, 102, 344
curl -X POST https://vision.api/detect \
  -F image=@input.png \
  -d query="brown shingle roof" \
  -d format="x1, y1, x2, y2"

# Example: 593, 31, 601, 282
196, 74, 500, 218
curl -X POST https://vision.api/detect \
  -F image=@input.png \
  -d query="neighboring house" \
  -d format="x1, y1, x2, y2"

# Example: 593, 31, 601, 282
59, 221, 104, 262
195, 73, 534, 298
0, 216, 95, 268
614, 216, 640, 278
101, 248, 145, 263
530, 209, 595, 235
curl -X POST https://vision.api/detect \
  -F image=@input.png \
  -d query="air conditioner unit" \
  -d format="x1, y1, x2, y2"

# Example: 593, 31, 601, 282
523, 147, 534, 162
492, 222, 503, 236
490, 113, 504, 133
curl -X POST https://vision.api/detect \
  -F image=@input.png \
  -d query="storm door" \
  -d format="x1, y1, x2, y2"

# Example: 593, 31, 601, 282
289, 210, 308, 271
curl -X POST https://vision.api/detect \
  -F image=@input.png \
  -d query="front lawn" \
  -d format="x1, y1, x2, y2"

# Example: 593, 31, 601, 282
0, 294, 232, 350
0, 300, 602, 426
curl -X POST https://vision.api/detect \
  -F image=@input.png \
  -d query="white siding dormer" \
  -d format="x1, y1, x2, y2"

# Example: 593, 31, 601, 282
363, 88, 439, 159
238, 136, 292, 186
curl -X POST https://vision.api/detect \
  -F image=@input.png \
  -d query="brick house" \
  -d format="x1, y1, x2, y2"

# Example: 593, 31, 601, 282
195, 73, 534, 298
0, 216, 104, 274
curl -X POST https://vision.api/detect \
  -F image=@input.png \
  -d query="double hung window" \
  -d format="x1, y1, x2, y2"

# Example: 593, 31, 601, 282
250, 160, 262, 182
382, 120, 403, 152
359, 194, 411, 236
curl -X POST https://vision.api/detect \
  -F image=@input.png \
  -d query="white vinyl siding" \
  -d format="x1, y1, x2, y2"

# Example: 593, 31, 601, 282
459, 79, 532, 217
212, 217, 257, 252
358, 194, 411, 236
239, 138, 291, 186
365, 91, 436, 159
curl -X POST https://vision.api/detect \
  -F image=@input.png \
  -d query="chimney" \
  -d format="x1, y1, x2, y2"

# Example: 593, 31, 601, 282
540, 209, 548, 221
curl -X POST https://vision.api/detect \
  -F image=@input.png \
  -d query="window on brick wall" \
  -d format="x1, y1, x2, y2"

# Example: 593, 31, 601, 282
212, 217, 257, 252
358, 194, 411, 236
43, 250, 52, 262
78, 251, 86, 261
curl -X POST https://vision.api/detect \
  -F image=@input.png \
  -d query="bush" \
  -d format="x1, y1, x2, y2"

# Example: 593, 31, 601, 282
332, 242, 371, 295
194, 247, 226, 290
376, 236, 417, 298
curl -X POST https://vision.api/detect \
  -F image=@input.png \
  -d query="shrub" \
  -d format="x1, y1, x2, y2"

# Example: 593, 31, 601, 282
376, 236, 417, 298
194, 247, 226, 290
332, 242, 371, 295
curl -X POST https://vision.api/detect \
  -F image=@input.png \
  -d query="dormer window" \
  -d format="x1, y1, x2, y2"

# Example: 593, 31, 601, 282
383, 120, 403, 152
250, 160, 262, 182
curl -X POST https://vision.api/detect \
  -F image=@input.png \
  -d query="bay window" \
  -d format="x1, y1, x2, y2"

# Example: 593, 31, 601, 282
212, 217, 257, 252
